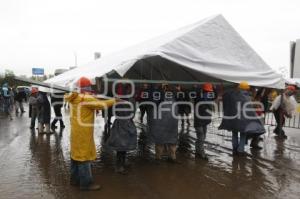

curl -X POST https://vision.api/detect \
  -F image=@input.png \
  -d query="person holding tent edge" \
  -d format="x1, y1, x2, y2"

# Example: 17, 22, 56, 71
106, 82, 137, 175
270, 85, 297, 138
147, 83, 179, 163
37, 87, 52, 134
50, 92, 66, 132
29, 87, 39, 130
219, 81, 265, 155
65, 77, 118, 191
194, 82, 216, 160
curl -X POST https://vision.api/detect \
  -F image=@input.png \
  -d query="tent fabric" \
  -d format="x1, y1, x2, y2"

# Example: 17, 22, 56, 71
285, 78, 300, 87
45, 15, 285, 89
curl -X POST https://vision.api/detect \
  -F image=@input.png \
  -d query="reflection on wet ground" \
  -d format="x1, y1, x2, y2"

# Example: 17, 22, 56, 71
0, 107, 300, 199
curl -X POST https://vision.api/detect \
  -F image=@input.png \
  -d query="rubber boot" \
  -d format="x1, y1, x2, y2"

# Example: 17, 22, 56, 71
59, 120, 65, 129
51, 120, 57, 132
80, 184, 102, 191
168, 144, 180, 163
155, 145, 164, 160
38, 123, 44, 134
250, 137, 263, 150
45, 124, 51, 134
115, 152, 128, 175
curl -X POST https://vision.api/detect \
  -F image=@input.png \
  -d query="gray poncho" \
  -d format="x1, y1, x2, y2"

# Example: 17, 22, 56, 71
147, 96, 178, 144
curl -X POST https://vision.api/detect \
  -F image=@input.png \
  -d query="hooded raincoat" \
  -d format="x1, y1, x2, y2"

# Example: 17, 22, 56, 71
65, 92, 116, 162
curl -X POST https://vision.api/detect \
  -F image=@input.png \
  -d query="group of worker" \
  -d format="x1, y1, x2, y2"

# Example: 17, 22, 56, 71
28, 87, 65, 133
64, 76, 298, 191
2, 78, 298, 191
0, 83, 28, 120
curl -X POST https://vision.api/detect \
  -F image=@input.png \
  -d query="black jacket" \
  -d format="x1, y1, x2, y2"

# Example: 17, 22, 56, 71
50, 93, 65, 108
14, 91, 26, 102
219, 89, 265, 135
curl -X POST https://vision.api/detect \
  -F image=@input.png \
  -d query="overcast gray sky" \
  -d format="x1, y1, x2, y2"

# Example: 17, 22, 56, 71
0, 0, 299, 76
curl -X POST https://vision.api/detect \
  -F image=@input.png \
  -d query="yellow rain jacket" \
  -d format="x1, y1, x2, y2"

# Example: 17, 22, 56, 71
65, 92, 116, 161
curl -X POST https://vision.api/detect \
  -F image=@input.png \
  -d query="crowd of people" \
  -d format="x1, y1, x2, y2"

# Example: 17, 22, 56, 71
28, 87, 66, 133
64, 77, 298, 191
0, 83, 28, 120
0, 83, 65, 134
0, 79, 298, 191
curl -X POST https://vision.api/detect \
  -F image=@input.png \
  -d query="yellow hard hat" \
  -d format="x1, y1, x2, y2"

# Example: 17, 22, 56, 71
297, 105, 300, 113
238, 81, 250, 90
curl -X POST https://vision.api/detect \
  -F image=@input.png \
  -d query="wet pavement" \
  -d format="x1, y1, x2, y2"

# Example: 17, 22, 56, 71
0, 105, 300, 199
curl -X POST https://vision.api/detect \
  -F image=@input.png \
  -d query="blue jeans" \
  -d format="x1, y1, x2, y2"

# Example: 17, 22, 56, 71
232, 131, 247, 153
70, 159, 93, 187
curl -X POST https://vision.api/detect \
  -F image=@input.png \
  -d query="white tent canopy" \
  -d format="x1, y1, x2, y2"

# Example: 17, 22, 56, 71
46, 15, 285, 89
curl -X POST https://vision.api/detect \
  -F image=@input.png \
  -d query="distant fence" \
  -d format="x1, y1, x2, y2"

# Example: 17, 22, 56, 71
265, 111, 300, 129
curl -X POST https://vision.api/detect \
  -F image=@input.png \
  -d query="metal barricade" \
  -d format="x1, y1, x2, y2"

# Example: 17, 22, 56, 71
265, 111, 300, 129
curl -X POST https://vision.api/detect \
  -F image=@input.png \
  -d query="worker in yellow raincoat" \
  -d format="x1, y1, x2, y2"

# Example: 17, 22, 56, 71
65, 77, 116, 191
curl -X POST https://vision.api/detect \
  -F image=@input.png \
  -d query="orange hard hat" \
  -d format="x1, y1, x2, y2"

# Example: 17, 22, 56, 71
76, 77, 92, 88
286, 85, 296, 91
31, 87, 38, 94
202, 83, 213, 92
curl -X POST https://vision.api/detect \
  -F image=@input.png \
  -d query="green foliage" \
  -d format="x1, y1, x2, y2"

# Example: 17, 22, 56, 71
0, 69, 54, 88
0, 70, 29, 87
0, 70, 15, 87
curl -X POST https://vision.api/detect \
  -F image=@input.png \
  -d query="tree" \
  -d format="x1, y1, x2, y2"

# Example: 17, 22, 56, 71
4, 70, 15, 87
0, 69, 29, 87
5, 69, 14, 77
